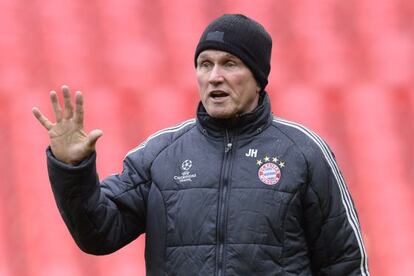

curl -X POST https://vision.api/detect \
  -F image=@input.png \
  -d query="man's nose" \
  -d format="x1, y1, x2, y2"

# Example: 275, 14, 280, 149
208, 65, 224, 85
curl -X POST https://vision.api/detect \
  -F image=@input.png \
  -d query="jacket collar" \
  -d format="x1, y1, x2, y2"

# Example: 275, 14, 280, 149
196, 91, 272, 138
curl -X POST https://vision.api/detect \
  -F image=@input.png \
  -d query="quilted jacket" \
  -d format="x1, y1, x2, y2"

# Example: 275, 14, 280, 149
47, 92, 369, 275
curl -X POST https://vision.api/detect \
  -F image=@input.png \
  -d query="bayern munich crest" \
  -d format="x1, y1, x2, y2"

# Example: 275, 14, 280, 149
256, 155, 285, 185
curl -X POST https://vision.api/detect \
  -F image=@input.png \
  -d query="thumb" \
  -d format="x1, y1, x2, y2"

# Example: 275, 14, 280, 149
86, 129, 103, 148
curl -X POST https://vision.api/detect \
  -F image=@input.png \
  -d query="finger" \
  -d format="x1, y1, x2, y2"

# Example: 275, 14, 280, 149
74, 91, 84, 126
50, 90, 63, 122
32, 107, 54, 130
62, 85, 74, 119
86, 129, 103, 148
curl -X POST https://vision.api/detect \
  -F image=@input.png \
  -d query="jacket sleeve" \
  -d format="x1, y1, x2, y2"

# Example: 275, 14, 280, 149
302, 144, 369, 276
46, 147, 150, 255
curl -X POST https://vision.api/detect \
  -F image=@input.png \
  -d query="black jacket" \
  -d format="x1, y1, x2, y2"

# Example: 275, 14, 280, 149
47, 92, 369, 275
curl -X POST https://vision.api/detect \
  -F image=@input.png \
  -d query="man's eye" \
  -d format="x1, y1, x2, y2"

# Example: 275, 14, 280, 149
225, 61, 237, 67
199, 61, 211, 68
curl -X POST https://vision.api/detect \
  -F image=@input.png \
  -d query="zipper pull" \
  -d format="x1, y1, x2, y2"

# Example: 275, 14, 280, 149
225, 142, 232, 153
224, 130, 233, 153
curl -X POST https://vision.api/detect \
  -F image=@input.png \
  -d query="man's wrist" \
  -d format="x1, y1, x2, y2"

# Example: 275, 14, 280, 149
46, 147, 96, 170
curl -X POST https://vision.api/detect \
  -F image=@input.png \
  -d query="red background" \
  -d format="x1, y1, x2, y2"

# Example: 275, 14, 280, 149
0, 0, 413, 275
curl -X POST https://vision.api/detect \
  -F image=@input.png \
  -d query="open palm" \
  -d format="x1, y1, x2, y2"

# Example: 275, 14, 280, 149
32, 85, 103, 164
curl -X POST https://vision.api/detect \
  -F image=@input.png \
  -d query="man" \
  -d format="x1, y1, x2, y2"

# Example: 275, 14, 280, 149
33, 14, 369, 275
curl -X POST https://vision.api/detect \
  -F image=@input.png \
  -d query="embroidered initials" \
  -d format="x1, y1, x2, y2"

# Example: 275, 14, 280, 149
246, 149, 258, 158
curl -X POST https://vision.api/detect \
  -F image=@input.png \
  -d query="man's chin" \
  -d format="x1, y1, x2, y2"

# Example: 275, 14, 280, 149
206, 109, 235, 119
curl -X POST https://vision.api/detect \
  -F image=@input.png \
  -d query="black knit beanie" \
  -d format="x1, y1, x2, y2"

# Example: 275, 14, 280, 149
195, 14, 272, 89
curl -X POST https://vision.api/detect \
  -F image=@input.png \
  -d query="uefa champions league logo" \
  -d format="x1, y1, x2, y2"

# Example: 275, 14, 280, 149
174, 159, 197, 183
181, 160, 192, 171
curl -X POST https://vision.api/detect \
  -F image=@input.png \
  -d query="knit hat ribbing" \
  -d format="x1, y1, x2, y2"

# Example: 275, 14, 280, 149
195, 14, 272, 89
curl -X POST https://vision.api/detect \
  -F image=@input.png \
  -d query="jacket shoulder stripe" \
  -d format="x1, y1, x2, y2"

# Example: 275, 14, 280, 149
125, 118, 196, 158
273, 117, 369, 275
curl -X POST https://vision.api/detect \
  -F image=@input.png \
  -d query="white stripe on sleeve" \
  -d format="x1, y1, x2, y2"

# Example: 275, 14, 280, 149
274, 117, 369, 276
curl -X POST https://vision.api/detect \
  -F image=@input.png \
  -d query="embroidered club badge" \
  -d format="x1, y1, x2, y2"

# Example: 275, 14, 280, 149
258, 162, 281, 185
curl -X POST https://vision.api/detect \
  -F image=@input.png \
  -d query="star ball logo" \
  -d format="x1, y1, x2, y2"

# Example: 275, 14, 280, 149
256, 156, 285, 185
174, 159, 197, 183
181, 159, 192, 171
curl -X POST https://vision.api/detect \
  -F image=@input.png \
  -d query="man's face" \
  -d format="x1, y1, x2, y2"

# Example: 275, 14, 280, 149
196, 50, 261, 119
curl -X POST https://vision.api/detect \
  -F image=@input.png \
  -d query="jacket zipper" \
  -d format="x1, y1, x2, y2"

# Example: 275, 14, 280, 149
216, 130, 233, 276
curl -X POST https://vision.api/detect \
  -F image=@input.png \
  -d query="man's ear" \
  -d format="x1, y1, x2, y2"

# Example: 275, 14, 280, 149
256, 84, 262, 93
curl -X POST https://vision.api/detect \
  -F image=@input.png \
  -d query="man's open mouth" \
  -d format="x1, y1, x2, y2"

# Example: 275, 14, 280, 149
209, 90, 229, 99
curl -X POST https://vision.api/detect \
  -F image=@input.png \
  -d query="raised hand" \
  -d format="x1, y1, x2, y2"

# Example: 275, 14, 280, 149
32, 85, 103, 165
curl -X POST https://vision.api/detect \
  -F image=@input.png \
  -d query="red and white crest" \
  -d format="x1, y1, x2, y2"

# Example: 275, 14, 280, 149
258, 162, 281, 185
